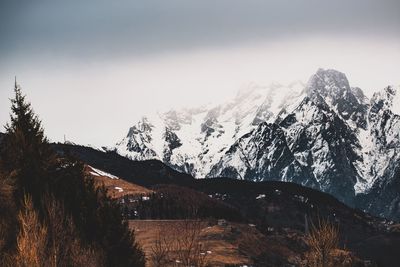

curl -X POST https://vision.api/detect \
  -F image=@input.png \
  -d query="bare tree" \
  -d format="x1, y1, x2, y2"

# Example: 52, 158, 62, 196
44, 196, 69, 267
173, 220, 208, 267
43, 195, 104, 267
14, 195, 48, 267
306, 218, 339, 267
150, 220, 209, 267
12, 194, 104, 267
150, 228, 172, 267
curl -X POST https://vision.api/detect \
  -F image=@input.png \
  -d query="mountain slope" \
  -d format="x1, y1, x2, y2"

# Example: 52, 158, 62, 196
52, 143, 194, 187
52, 143, 400, 266
208, 122, 318, 187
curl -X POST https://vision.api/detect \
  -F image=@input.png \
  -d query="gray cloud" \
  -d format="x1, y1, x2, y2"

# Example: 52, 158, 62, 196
0, 0, 399, 146
1, 0, 399, 62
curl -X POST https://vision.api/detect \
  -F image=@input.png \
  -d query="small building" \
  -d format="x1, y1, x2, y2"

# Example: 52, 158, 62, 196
217, 219, 227, 226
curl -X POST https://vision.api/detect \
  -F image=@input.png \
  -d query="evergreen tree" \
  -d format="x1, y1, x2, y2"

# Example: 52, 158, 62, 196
0, 78, 54, 204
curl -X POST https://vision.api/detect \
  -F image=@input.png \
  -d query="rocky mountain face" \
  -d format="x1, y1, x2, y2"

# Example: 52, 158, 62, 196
114, 69, 400, 220
356, 86, 400, 220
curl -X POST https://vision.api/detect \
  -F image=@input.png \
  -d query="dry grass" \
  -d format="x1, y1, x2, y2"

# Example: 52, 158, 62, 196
149, 220, 209, 267
85, 165, 152, 198
129, 220, 256, 267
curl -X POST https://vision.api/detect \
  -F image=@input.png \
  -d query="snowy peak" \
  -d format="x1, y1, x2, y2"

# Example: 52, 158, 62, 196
305, 68, 351, 99
280, 94, 362, 202
127, 117, 153, 138
117, 117, 158, 160
305, 68, 369, 129
115, 68, 400, 220
370, 85, 400, 116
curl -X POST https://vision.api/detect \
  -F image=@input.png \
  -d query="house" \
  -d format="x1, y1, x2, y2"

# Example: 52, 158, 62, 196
217, 219, 227, 226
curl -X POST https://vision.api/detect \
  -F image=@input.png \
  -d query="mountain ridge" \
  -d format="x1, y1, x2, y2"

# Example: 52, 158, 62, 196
114, 68, 400, 220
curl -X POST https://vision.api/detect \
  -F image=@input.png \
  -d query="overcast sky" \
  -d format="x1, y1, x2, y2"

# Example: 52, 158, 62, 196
0, 0, 399, 146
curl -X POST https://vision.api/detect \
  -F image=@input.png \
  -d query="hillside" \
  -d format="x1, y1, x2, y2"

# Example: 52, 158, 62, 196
54, 142, 400, 266
84, 165, 152, 198
52, 143, 194, 187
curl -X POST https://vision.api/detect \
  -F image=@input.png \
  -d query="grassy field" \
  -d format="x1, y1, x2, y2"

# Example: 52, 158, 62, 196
129, 220, 259, 267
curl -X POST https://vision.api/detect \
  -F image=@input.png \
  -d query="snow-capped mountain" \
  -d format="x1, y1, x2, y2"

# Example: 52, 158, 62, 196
115, 69, 400, 219
210, 69, 367, 203
115, 81, 305, 178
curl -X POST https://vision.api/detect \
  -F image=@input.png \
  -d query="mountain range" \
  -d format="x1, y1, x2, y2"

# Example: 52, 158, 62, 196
114, 68, 400, 220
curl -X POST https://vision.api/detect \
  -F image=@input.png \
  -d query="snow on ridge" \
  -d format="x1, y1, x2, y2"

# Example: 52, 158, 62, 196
114, 69, 400, 196
354, 85, 400, 193
374, 85, 400, 116
116, 81, 305, 178
390, 85, 400, 115
89, 166, 119, 179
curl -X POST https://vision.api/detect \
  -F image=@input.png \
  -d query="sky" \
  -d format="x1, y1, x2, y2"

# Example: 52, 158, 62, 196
0, 0, 399, 146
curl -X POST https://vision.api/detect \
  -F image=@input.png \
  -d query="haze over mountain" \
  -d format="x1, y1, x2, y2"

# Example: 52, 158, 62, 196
115, 68, 400, 220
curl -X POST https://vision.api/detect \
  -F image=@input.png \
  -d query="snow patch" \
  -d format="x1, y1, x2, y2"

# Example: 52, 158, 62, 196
114, 186, 123, 192
256, 194, 266, 200
89, 166, 119, 179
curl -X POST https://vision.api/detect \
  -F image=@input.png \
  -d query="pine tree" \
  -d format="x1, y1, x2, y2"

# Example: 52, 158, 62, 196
0, 78, 54, 204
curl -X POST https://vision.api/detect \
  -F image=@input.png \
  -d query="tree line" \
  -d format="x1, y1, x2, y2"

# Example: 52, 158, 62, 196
120, 184, 242, 221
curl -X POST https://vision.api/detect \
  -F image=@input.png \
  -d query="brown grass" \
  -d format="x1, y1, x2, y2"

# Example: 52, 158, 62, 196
85, 165, 152, 198
129, 220, 256, 267
149, 220, 209, 267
